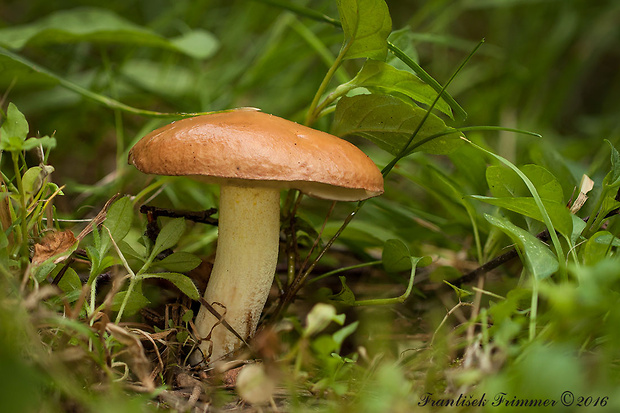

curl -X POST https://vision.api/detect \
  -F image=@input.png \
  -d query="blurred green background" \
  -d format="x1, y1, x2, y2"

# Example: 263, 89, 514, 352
2, 0, 618, 205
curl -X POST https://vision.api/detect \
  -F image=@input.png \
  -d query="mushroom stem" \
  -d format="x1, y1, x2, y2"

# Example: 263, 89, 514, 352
194, 185, 281, 361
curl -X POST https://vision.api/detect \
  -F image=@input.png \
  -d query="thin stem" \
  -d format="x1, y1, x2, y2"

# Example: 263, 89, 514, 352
308, 260, 382, 284
11, 151, 28, 265
304, 46, 349, 126
529, 276, 539, 341
583, 186, 612, 235
382, 40, 484, 178
0, 47, 230, 119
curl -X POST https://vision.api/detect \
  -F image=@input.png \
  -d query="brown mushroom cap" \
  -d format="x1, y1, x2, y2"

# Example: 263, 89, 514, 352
128, 110, 384, 201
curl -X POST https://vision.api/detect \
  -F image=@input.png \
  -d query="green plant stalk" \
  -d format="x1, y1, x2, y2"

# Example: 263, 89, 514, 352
352, 256, 417, 306
305, 45, 349, 126
387, 40, 467, 121
464, 202, 483, 264
0, 47, 224, 119
308, 260, 382, 284
583, 185, 614, 235
103, 225, 152, 323
288, 17, 349, 84
100, 48, 124, 174
529, 276, 539, 341
11, 151, 28, 264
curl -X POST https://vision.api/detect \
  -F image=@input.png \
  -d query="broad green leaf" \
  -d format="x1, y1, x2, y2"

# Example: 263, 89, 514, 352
486, 164, 564, 202
334, 60, 452, 118
332, 321, 359, 346
21, 167, 44, 195
101, 197, 133, 255
337, 0, 392, 60
484, 214, 558, 280
151, 218, 186, 259
528, 144, 577, 201
582, 231, 619, 266
155, 252, 201, 273
57, 267, 83, 303
22, 136, 56, 151
571, 214, 587, 244
468, 140, 566, 277
169, 29, 219, 60
472, 196, 573, 238
57, 267, 82, 293
382, 239, 412, 272
0, 8, 219, 59
181, 309, 194, 323
120, 60, 198, 98
32, 261, 56, 283
0, 103, 28, 150
141, 272, 199, 300
332, 94, 463, 156
111, 288, 150, 316
331, 276, 357, 306
593, 231, 620, 247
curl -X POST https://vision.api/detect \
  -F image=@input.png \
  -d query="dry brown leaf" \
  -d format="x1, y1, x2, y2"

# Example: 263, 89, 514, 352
32, 229, 77, 265
570, 174, 595, 214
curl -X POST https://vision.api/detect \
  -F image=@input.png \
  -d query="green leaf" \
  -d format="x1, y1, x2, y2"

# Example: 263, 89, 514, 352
337, 0, 392, 60
484, 214, 558, 280
603, 140, 620, 188
169, 29, 220, 60
0, 8, 219, 59
57, 267, 83, 303
150, 218, 186, 259
111, 288, 150, 316
21, 167, 44, 195
571, 214, 587, 244
332, 94, 463, 156
101, 197, 133, 255
0, 103, 29, 150
331, 276, 357, 306
332, 321, 359, 346
580, 231, 620, 266
22, 136, 56, 151
120, 60, 198, 99
486, 164, 564, 202
335, 60, 452, 118
181, 309, 194, 323
471, 196, 573, 238
141, 272, 199, 300
154, 252, 201, 273
382, 239, 412, 272
443, 280, 474, 299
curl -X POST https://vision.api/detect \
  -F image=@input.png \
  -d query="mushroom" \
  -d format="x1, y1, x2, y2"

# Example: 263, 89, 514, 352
128, 109, 383, 362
